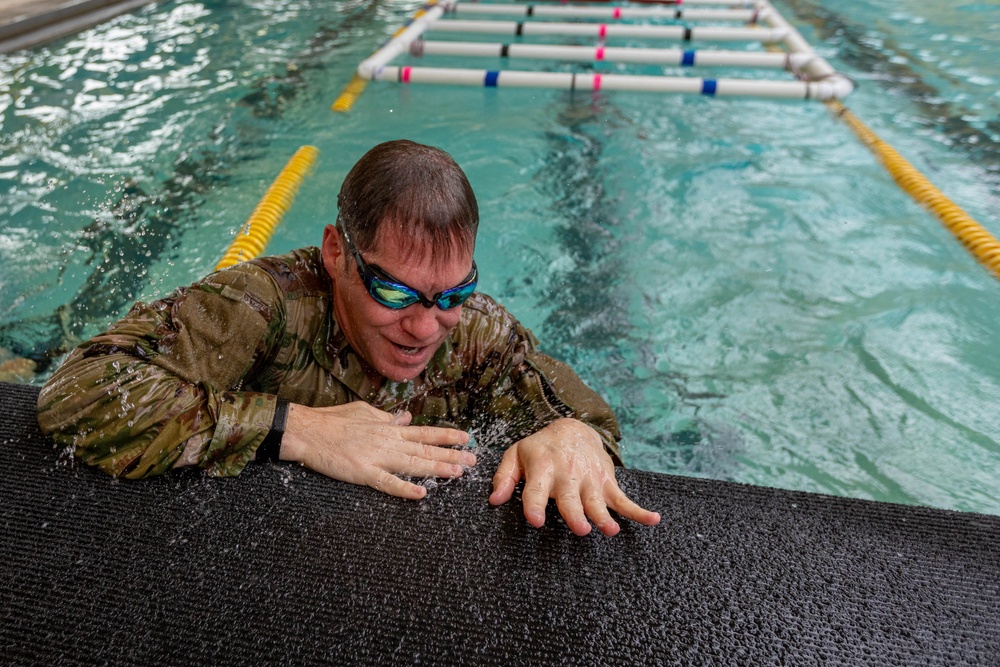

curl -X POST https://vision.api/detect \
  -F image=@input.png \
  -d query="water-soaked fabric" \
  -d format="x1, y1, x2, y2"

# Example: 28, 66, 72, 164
37, 247, 622, 478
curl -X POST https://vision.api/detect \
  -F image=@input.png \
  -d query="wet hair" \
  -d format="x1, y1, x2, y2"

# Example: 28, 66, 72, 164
336, 140, 478, 259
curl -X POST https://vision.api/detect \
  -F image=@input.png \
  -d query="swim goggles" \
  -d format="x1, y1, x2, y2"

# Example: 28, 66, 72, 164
339, 224, 478, 310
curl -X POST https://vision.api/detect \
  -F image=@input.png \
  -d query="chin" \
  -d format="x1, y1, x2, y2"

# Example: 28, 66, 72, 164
381, 365, 425, 383
376, 344, 437, 383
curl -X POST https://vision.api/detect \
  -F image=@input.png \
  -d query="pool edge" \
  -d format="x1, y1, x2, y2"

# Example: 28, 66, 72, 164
0, 0, 155, 54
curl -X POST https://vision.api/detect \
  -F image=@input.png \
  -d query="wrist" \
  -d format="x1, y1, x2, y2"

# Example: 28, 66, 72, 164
277, 403, 304, 462
551, 417, 601, 441
255, 398, 289, 462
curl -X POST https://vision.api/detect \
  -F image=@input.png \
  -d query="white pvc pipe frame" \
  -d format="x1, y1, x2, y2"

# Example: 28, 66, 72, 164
378, 66, 848, 99
357, 0, 459, 78
355, 0, 854, 101
429, 20, 787, 42
450, 4, 758, 22
412, 41, 814, 69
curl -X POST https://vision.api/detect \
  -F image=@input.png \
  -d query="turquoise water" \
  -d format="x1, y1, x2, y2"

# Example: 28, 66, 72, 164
1, 0, 998, 514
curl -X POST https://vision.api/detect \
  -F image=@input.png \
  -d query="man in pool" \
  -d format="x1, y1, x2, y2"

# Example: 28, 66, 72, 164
37, 140, 660, 537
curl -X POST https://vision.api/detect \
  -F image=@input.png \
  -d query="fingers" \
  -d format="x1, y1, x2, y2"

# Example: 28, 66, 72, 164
554, 489, 592, 537
520, 467, 554, 529
369, 469, 427, 501
361, 437, 476, 503
552, 485, 658, 536
390, 410, 412, 426
413, 442, 476, 468
382, 441, 475, 479
573, 479, 662, 535
398, 424, 470, 447
287, 403, 478, 501
366, 440, 477, 501
581, 491, 621, 537
489, 445, 521, 507
605, 486, 662, 527
550, 481, 620, 537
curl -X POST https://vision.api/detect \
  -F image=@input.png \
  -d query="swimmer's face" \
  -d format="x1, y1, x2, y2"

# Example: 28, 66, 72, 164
322, 224, 473, 382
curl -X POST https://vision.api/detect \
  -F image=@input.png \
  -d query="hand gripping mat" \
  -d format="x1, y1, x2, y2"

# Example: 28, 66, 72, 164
1, 381, 998, 665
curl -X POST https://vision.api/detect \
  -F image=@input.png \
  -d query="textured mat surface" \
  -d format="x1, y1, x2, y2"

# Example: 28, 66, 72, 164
1, 381, 998, 665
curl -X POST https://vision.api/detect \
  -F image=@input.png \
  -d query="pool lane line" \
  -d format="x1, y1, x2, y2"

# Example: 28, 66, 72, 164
215, 146, 319, 270
332, 73, 368, 112
4, 4, 338, 377
828, 100, 1000, 282
779, 0, 999, 196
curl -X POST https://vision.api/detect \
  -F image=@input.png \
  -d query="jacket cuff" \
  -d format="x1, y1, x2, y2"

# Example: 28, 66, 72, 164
203, 391, 277, 476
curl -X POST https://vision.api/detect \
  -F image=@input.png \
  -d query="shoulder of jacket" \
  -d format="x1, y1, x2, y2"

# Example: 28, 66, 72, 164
247, 246, 330, 299
460, 292, 516, 325
456, 292, 539, 350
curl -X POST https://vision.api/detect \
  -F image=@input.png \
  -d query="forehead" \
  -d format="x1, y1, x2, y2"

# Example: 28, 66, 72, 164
367, 224, 472, 268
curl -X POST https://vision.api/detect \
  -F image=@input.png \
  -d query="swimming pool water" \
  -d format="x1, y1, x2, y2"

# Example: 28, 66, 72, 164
1, 0, 998, 514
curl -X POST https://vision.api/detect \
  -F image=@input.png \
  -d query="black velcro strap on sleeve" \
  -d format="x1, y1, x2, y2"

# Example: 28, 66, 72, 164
256, 398, 289, 462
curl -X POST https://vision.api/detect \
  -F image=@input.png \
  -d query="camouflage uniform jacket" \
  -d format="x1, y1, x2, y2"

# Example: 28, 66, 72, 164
37, 246, 622, 479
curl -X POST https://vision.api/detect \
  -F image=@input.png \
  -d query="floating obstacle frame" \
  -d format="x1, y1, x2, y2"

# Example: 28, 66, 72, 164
334, 0, 853, 106
333, 0, 1000, 282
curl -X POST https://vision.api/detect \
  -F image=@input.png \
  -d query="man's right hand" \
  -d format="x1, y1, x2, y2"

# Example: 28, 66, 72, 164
278, 402, 475, 499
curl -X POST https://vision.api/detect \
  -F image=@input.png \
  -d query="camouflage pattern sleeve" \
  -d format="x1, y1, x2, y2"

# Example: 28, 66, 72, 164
36, 265, 286, 478
461, 297, 624, 465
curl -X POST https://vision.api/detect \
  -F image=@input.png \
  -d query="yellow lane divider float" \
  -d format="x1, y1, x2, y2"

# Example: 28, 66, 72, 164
215, 145, 319, 270
332, 74, 368, 112
828, 100, 1000, 281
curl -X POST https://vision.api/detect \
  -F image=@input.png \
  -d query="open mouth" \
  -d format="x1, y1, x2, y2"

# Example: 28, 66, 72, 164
393, 342, 425, 356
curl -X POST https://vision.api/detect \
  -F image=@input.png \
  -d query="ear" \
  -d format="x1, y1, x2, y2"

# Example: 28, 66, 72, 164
321, 224, 344, 276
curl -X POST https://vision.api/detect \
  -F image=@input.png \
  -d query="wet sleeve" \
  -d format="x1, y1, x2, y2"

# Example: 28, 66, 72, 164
36, 265, 286, 479
470, 315, 623, 465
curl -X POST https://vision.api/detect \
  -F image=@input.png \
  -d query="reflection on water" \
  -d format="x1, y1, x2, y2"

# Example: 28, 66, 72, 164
532, 97, 745, 482
0, 0, 365, 370
780, 0, 1000, 193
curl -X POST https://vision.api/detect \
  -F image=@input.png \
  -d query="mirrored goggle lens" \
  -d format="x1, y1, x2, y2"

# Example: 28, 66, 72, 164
367, 274, 477, 311
435, 281, 477, 309
371, 281, 419, 309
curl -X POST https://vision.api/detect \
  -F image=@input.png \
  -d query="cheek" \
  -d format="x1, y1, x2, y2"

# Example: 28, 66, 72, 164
346, 282, 399, 326
365, 304, 406, 329
365, 302, 462, 335
436, 307, 463, 331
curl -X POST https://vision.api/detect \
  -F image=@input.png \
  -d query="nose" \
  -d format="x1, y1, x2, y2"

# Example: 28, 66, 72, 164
400, 305, 447, 341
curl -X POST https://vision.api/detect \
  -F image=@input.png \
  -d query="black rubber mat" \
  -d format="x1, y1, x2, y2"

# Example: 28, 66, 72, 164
1, 381, 998, 665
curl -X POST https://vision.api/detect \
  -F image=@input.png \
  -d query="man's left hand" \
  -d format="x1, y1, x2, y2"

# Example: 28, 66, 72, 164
488, 418, 661, 536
